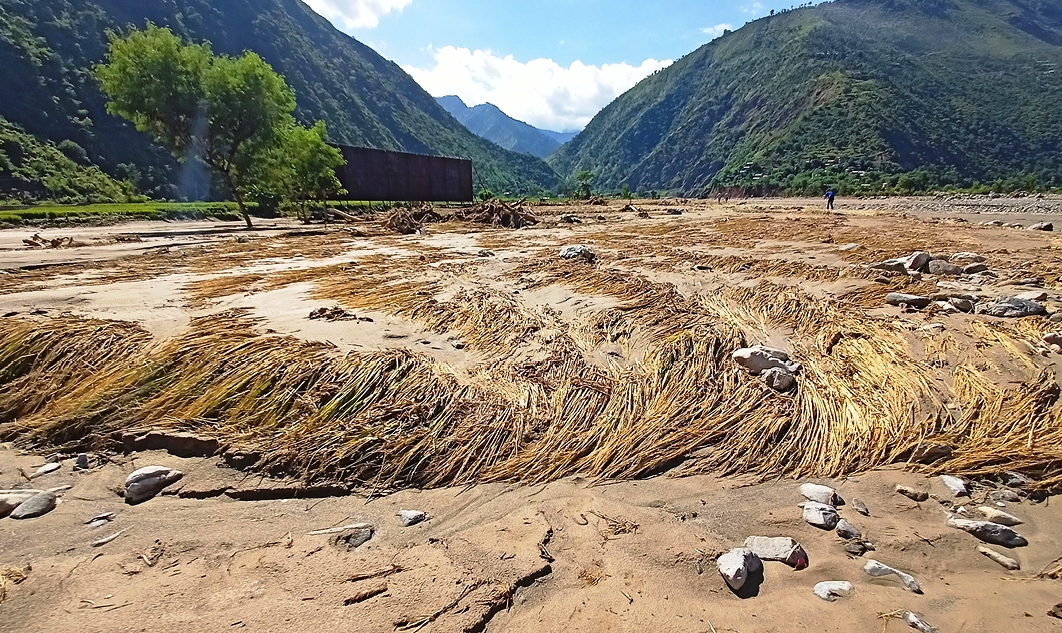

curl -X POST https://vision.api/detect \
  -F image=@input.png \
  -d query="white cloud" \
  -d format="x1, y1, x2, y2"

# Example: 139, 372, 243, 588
302, 0, 412, 29
742, 1, 766, 15
404, 47, 672, 132
701, 23, 733, 38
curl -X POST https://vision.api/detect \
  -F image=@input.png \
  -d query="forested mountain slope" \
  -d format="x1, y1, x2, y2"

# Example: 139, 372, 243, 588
437, 96, 568, 159
551, 0, 1062, 195
0, 0, 558, 200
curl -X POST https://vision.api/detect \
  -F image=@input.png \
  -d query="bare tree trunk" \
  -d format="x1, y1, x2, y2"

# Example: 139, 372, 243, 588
225, 172, 253, 229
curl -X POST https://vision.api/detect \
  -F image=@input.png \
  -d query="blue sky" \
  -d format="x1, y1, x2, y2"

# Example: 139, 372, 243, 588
302, 0, 812, 131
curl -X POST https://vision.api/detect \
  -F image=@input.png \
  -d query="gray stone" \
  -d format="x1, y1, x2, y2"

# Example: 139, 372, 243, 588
800, 483, 841, 505
732, 346, 801, 376
717, 548, 762, 591
333, 526, 375, 550
0, 491, 42, 518
852, 499, 870, 516
814, 581, 853, 602
886, 293, 931, 309
896, 484, 929, 502
904, 251, 933, 273
802, 502, 840, 530
762, 367, 796, 392
844, 542, 869, 556
977, 506, 1022, 526
864, 559, 922, 593
836, 519, 862, 540
963, 263, 990, 274
948, 298, 975, 313
978, 546, 1020, 570
559, 245, 595, 261
838, 243, 861, 252
559, 214, 582, 224
9, 491, 57, 519
743, 536, 809, 569
928, 260, 963, 276
31, 462, 60, 478
940, 475, 968, 497
74, 453, 90, 471
1016, 291, 1048, 301
975, 297, 1046, 318
989, 489, 1021, 503
396, 509, 428, 527
950, 252, 986, 263
870, 260, 908, 274
125, 466, 184, 505
1028, 222, 1053, 231
477, 250, 496, 258
903, 612, 936, 633
1051, 313, 1062, 323
947, 517, 1027, 547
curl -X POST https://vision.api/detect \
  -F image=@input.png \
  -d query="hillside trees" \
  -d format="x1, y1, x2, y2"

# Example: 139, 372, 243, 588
96, 25, 342, 227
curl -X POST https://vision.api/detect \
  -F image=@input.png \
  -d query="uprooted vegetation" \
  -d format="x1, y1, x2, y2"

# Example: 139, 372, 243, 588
1, 205, 1061, 491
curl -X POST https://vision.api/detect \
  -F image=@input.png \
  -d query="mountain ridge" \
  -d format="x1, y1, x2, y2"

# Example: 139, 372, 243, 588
0, 0, 559, 200
550, 0, 1062, 195
437, 95, 574, 159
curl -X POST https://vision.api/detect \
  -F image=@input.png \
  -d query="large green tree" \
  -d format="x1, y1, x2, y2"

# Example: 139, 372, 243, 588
95, 25, 341, 227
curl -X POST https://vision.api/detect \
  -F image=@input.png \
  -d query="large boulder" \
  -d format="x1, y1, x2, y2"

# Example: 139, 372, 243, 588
717, 548, 762, 591
9, 491, 57, 519
975, 297, 1046, 318
0, 490, 43, 518
928, 260, 963, 276
743, 536, 809, 569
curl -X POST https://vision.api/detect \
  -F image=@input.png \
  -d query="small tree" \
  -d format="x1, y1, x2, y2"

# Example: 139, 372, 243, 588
253, 121, 345, 222
621, 183, 632, 201
575, 170, 594, 200
96, 25, 337, 228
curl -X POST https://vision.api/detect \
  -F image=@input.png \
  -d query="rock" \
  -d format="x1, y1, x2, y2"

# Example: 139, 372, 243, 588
903, 252, 933, 273
1016, 291, 1047, 301
1052, 313, 1062, 323
963, 263, 990, 274
948, 297, 975, 313
989, 489, 1021, 503
559, 245, 595, 261
863, 560, 922, 593
844, 542, 869, 556
978, 546, 1020, 570
947, 517, 1027, 547
975, 297, 1046, 318
836, 519, 862, 540
886, 293, 931, 309
761, 367, 796, 392
920, 323, 946, 335
717, 548, 762, 591
665, 209, 684, 216
802, 502, 840, 530
1001, 471, 1031, 488
559, 214, 582, 224
940, 475, 968, 497
0, 491, 43, 518
1044, 332, 1062, 353
928, 260, 963, 276
124, 466, 184, 505
950, 252, 986, 263
1049, 603, 1062, 620
870, 260, 908, 274
333, 526, 375, 550
896, 484, 929, 502
9, 491, 57, 519
904, 611, 936, 633
874, 276, 891, 284
814, 581, 853, 602
30, 462, 60, 478
743, 536, 809, 569
977, 506, 1022, 526
477, 249, 496, 258
74, 453, 90, 470
396, 510, 427, 527
838, 243, 861, 252
1028, 222, 1053, 231
800, 483, 842, 505
852, 499, 870, 516
732, 346, 801, 376
933, 301, 960, 313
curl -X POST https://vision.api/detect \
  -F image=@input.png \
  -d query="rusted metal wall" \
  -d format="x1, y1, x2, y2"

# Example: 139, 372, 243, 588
334, 146, 474, 202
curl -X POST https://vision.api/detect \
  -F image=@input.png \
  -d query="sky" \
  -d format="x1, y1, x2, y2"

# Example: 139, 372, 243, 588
301, 0, 813, 132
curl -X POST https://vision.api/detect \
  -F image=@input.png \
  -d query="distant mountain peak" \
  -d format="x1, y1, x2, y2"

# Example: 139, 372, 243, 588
437, 96, 576, 159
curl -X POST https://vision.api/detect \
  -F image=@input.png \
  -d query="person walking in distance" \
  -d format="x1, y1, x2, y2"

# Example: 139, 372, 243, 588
825, 188, 836, 211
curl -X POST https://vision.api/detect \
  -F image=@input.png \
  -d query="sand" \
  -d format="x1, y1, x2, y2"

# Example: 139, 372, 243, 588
2, 196, 1062, 631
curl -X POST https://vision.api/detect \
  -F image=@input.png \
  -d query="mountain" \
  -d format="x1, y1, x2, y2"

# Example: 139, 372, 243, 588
437, 95, 573, 159
550, 0, 1062, 196
0, 0, 558, 202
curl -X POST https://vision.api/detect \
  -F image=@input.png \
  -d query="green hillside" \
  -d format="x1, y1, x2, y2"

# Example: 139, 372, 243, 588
551, 0, 1062, 196
0, 0, 558, 201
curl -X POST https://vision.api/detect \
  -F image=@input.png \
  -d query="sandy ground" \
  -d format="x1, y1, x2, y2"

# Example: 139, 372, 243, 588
2, 196, 1062, 631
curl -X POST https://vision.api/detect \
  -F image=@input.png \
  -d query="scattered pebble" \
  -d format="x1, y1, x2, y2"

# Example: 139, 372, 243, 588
717, 548, 761, 591
864, 559, 922, 593
989, 489, 1020, 503
743, 536, 808, 569
896, 485, 929, 502
801, 502, 840, 530
836, 519, 862, 540
799, 483, 841, 505
939, 475, 968, 497
974, 297, 1046, 318
947, 517, 1027, 547
30, 463, 61, 479
396, 510, 427, 527
124, 466, 184, 505
904, 611, 936, 632
886, 293, 931, 309
9, 491, 57, 519
559, 245, 595, 261
761, 367, 796, 392
977, 546, 1020, 570
333, 526, 375, 550
851, 498, 870, 516
813, 581, 853, 602
977, 506, 1022, 526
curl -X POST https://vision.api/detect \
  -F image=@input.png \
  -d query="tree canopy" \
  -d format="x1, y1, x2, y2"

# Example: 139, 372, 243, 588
95, 25, 342, 226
